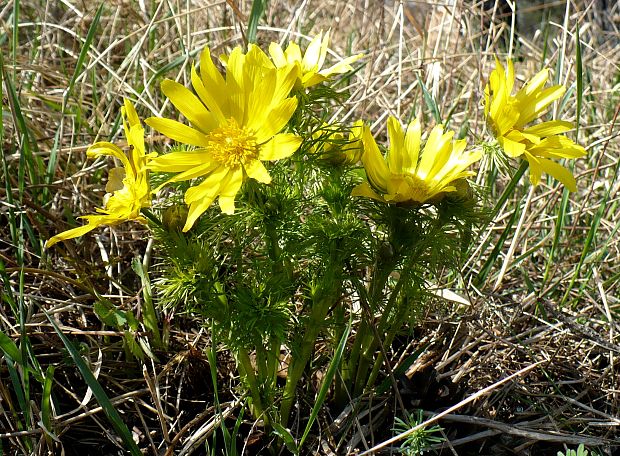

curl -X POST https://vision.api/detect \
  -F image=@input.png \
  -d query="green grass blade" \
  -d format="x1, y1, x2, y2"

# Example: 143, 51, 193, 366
1, 51, 41, 196
469, 160, 528, 267
299, 317, 351, 448
63, 4, 104, 104
229, 407, 244, 456
47, 3, 105, 188
40, 365, 56, 438
491, 160, 528, 218
11, 0, 19, 73
0, 260, 17, 315
247, 0, 267, 44
542, 188, 570, 284
560, 168, 619, 306
131, 258, 162, 348
0, 330, 22, 364
272, 422, 298, 455
416, 74, 441, 123
6, 357, 29, 428
45, 312, 142, 456
206, 323, 234, 456
575, 23, 582, 137
474, 199, 521, 287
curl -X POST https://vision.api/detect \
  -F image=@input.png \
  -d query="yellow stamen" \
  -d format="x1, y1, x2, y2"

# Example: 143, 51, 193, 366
207, 118, 258, 166
403, 175, 432, 202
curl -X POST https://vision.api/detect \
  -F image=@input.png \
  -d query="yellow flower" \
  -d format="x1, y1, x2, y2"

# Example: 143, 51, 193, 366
310, 121, 363, 165
269, 31, 363, 88
46, 100, 154, 248
352, 116, 481, 205
145, 44, 302, 232
485, 57, 586, 191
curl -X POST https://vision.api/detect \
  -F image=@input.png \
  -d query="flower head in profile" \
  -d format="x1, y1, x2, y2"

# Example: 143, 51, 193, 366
485, 57, 586, 191
269, 31, 363, 89
145, 44, 302, 232
46, 100, 154, 248
310, 121, 363, 165
352, 117, 481, 205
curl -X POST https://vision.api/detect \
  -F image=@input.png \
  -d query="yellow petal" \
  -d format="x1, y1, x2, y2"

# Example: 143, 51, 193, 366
218, 168, 244, 214
223, 47, 246, 125
121, 99, 141, 144
528, 135, 586, 159
259, 133, 301, 161
524, 152, 577, 191
154, 162, 219, 191
517, 85, 565, 126
190, 67, 227, 126
244, 159, 271, 183
184, 195, 217, 232
182, 167, 229, 231
185, 167, 229, 205
246, 44, 274, 70
319, 53, 363, 77
284, 42, 302, 64
488, 59, 508, 121
361, 125, 389, 192
403, 118, 421, 173
145, 117, 210, 148
269, 42, 288, 68
245, 73, 278, 132
494, 104, 519, 136
147, 150, 213, 172
519, 69, 550, 98
106, 167, 126, 193
87, 142, 131, 171
199, 46, 228, 106
254, 98, 298, 144
272, 65, 298, 105
301, 32, 324, 72
523, 120, 573, 137
45, 223, 99, 248
386, 116, 405, 173
126, 125, 147, 173
525, 153, 543, 186
316, 31, 330, 69
223, 47, 245, 89
427, 135, 457, 179
161, 78, 218, 133
505, 59, 515, 95
123, 99, 140, 127
417, 125, 452, 179
351, 182, 385, 202
301, 73, 327, 88
499, 136, 526, 157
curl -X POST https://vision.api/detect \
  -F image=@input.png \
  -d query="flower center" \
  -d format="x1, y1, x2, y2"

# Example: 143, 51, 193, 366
207, 118, 258, 167
403, 174, 432, 203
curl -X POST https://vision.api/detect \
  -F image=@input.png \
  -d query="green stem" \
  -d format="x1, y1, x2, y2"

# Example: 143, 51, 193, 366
141, 208, 162, 227
333, 302, 348, 408
491, 159, 528, 221
352, 275, 405, 397
237, 348, 269, 426
280, 292, 337, 426
280, 249, 345, 426
267, 336, 280, 388
265, 221, 282, 263
350, 218, 445, 398
345, 257, 396, 398
365, 295, 410, 392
